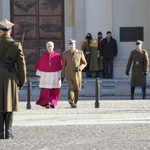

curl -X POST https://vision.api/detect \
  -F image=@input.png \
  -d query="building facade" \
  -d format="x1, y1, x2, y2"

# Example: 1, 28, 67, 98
0, 0, 150, 79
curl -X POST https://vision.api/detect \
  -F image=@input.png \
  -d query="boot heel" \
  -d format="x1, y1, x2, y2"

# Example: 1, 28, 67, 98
0, 133, 4, 139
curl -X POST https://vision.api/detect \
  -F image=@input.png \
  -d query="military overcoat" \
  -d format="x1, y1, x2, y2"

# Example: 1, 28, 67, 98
0, 34, 26, 112
61, 49, 87, 90
97, 37, 104, 71
89, 39, 99, 71
80, 40, 91, 72
126, 49, 149, 86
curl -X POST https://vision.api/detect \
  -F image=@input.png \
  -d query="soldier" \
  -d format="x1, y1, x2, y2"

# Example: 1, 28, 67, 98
61, 39, 87, 108
81, 33, 93, 77
125, 40, 149, 100
89, 35, 99, 78
0, 19, 26, 139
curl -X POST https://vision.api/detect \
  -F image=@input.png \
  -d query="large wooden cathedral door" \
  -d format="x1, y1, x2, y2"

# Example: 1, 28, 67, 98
10, 0, 64, 76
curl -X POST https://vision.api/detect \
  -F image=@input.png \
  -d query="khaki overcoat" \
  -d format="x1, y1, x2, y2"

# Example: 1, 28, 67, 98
0, 34, 26, 112
97, 37, 104, 71
126, 49, 149, 86
81, 39, 101, 71
80, 40, 91, 72
61, 49, 87, 90
90, 39, 99, 71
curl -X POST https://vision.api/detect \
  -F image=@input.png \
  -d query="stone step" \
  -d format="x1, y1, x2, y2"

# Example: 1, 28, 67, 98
20, 77, 150, 100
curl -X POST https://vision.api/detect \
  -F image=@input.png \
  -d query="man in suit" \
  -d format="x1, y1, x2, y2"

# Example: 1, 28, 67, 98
61, 39, 87, 108
100, 31, 118, 78
0, 19, 26, 139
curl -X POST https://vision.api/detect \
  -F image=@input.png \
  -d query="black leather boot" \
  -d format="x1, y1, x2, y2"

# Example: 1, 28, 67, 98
142, 86, 146, 99
5, 112, 14, 139
131, 86, 135, 100
0, 113, 4, 139
74, 90, 79, 105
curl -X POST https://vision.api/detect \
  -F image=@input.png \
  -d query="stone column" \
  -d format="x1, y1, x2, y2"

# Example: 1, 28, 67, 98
74, 0, 85, 49
0, 0, 10, 20
65, 0, 75, 50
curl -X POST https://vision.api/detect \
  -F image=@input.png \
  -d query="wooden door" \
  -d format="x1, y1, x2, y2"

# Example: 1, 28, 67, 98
10, 0, 64, 76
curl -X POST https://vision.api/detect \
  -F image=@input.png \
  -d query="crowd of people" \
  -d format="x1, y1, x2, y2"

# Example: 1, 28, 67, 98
81, 31, 118, 79
0, 18, 149, 139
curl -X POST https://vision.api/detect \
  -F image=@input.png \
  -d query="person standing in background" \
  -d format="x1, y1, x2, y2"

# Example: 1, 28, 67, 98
97, 31, 104, 78
81, 33, 93, 77
0, 19, 26, 139
101, 31, 118, 78
34, 41, 62, 109
61, 39, 87, 108
89, 35, 100, 78
125, 40, 149, 100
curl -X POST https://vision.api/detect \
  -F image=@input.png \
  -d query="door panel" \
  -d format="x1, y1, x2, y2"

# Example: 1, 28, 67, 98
11, 0, 64, 76
39, 0, 61, 15
39, 16, 62, 38
13, 16, 37, 39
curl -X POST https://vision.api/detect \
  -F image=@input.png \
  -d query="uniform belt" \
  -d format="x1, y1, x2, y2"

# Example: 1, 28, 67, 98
134, 61, 139, 64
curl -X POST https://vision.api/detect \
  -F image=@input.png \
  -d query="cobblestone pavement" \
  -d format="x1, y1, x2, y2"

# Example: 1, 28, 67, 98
1, 100, 150, 150
17, 100, 150, 114
0, 124, 150, 150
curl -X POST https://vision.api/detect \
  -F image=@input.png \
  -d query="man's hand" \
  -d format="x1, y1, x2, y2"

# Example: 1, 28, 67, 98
18, 84, 23, 90
61, 77, 64, 82
86, 51, 90, 55
125, 71, 129, 76
143, 72, 147, 76
75, 67, 80, 72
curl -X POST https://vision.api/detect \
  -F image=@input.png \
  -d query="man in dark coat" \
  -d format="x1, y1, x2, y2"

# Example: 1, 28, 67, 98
97, 31, 104, 78
125, 40, 149, 100
0, 19, 26, 139
100, 31, 118, 78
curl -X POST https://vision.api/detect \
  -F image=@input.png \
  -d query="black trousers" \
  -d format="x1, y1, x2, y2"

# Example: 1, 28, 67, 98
0, 112, 13, 139
103, 58, 114, 78
131, 86, 146, 100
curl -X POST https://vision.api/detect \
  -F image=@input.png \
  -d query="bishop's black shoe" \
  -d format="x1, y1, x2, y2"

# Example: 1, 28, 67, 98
50, 105, 55, 109
45, 104, 50, 109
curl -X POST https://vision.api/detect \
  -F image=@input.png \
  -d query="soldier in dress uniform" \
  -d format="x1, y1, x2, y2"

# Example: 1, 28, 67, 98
0, 19, 26, 139
125, 40, 149, 100
61, 39, 87, 108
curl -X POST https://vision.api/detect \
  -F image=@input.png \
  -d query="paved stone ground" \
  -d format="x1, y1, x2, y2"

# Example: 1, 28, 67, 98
17, 100, 150, 114
1, 100, 150, 150
0, 124, 150, 150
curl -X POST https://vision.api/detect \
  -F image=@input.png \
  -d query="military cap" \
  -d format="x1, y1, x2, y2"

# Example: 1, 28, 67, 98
135, 40, 143, 45
67, 39, 76, 44
0, 19, 14, 31
97, 31, 102, 35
